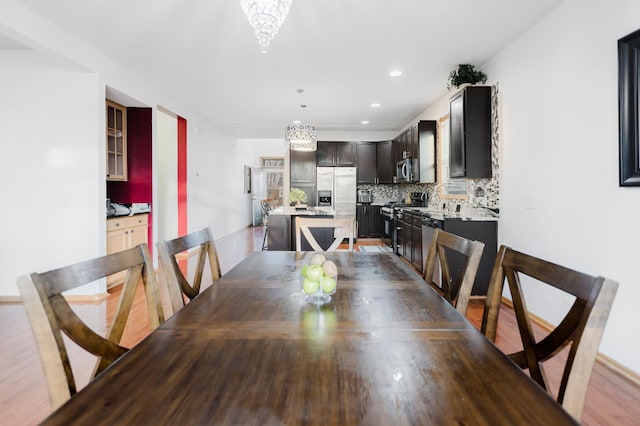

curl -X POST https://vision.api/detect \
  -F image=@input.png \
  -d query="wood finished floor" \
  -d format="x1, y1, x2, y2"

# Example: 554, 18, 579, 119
1, 226, 638, 425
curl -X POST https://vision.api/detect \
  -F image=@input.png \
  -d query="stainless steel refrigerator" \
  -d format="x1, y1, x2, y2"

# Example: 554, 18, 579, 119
316, 167, 357, 218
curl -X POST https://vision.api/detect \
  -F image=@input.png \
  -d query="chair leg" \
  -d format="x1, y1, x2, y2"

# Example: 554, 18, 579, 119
261, 225, 268, 250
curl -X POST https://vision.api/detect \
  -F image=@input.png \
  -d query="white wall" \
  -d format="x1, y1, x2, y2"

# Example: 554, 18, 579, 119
156, 110, 178, 242
0, 1, 268, 294
419, 0, 640, 374
0, 51, 103, 296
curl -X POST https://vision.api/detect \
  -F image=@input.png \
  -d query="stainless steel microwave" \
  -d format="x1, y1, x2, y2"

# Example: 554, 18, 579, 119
396, 158, 416, 183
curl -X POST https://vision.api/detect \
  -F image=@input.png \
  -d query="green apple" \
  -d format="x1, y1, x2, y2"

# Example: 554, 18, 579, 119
320, 276, 337, 294
305, 264, 324, 282
300, 265, 310, 278
302, 278, 319, 295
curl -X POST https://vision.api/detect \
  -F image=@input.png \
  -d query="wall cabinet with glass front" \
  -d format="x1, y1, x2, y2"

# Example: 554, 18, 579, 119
106, 100, 127, 181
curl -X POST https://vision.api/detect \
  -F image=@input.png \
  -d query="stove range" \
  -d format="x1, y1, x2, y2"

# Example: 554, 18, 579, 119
381, 192, 428, 249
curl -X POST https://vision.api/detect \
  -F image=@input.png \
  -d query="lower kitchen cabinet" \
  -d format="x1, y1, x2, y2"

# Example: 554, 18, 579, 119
396, 210, 423, 272
356, 204, 382, 237
442, 220, 496, 295
106, 213, 148, 288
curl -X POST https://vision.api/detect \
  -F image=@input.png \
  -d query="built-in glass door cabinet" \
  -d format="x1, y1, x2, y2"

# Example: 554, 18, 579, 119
449, 86, 492, 178
106, 100, 127, 181
290, 150, 316, 206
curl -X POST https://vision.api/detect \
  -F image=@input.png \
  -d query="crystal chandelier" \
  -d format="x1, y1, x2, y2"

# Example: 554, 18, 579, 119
240, 0, 292, 54
285, 122, 317, 151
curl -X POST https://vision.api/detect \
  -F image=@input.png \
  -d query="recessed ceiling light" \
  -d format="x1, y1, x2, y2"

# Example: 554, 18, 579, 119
389, 70, 402, 77
371, 102, 381, 108
361, 120, 370, 125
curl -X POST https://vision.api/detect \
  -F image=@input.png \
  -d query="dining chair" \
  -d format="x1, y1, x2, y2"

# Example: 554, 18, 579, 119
481, 245, 618, 421
422, 228, 485, 316
17, 243, 164, 410
156, 227, 221, 314
295, 216, 355, 252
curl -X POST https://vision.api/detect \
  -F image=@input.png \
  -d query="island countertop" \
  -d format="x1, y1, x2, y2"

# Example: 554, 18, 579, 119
269, 206, 335, 216
266, 207, 336, 251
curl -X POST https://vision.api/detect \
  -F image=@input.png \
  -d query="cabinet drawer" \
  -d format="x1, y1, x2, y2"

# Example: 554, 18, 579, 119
411, 214, 422, 227
107, 214, 148, 231
128, 214, 148, 228
107, 217, 129, 231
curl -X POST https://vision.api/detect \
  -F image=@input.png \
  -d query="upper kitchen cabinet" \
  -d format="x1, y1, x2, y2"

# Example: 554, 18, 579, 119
106, 100, 127, 181
391, 121, 436, 183
317, 141, 356, 166
417, 121, 436, 183
377, 140, 394, 183
290, 150, 316, 182
290, 149, 316, 206
449, 86, 492, 178
356, 141, 393, 184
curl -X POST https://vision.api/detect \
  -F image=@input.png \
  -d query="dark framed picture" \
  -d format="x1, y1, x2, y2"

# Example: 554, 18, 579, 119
618, 28, 640, 186
244, 165, 252, 193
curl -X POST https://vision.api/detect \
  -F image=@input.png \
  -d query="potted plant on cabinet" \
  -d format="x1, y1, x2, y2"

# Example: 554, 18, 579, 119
289, 188, 308, 209
447, 64, 487, 90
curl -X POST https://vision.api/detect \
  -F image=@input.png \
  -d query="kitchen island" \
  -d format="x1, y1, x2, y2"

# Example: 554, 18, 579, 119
266, 206, 335, 251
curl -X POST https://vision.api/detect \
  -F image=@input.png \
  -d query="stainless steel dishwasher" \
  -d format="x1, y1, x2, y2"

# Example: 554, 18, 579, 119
422, 215, 443, 284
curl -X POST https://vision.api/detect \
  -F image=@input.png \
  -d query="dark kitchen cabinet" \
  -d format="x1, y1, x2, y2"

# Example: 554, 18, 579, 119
396, 210, 423, 272
316, 141, 356, 166
442, 219, 497, 295
396, 212, 410, 260
377, 141, 394, 183
356, 143, 377, 184
409, 123, 419, 160
356, 204, 382, 237
449, 86, 492, 178
357, 141, 394, 184
391, 121, 436, 183
290, 150, 316, 206
417, 121, 436, 183
410, 212, 423, 271
290, 150, 316, 182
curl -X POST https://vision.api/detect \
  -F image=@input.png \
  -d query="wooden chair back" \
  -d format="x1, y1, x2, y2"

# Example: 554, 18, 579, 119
481, 245, 618, 421
156, 228, 221, 314
422, 228, 485, 316
295, 216, 355, 252
17, 243, 164, 410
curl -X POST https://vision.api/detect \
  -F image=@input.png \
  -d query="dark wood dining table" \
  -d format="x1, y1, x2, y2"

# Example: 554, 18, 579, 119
42, 251, 577, 425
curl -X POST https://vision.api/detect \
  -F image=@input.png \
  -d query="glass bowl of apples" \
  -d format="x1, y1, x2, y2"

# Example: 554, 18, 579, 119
300, 253, 338, 306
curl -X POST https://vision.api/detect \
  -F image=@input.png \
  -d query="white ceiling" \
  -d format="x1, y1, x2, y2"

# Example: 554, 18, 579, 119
8, 0, 564, 138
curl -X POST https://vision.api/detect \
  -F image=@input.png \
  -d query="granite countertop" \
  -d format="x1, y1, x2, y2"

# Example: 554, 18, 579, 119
401, 206, 499, 222
357, 201, 386, 206
269, 206, 335, 216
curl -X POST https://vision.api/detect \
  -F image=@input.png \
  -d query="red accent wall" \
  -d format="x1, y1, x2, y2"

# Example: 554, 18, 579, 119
107, 107, 153, 250
177, 116, 188, 238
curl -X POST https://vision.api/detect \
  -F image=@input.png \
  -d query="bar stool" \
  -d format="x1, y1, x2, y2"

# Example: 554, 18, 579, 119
260, 199, 273, 250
